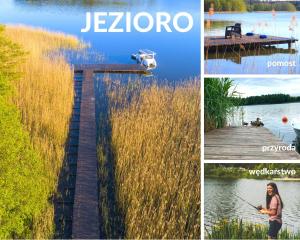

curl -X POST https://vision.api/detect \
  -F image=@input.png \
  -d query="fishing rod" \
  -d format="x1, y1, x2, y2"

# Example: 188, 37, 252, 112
232, 192, 262, 211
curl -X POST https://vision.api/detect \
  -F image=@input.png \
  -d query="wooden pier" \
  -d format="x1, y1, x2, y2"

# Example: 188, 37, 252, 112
205, 127, 300, 160
72, 69, 100, 238
70, 64, 146, 238
205, 35, 298, 52
74, 63, 148, 74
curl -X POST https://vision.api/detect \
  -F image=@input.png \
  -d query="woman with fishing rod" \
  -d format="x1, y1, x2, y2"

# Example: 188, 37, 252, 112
259, 182, 283, 239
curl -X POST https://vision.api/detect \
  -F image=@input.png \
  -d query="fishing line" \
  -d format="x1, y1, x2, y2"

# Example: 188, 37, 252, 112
232, 192, 260, 210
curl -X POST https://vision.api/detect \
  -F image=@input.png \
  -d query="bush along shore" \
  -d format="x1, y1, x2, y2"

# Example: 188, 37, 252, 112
97, 77, 201, 238
206, 218, 300, 239
0, 25, 84, 238
204, 78, 238, 132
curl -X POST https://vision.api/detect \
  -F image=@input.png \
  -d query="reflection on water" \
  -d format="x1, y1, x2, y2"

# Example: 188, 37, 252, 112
205, 20, 234, 30
206, 47, 297, 65
205, 178, 300, 233
0, 0, 200, 81
204, 12, 300, 74
229, 102, 300, 151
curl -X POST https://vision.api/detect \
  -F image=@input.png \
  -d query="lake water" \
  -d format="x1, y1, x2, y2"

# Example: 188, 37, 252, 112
205, 178, 300, 234
229, 102, 300, 151
205, 12, 300, 74
0, 0, 200, 82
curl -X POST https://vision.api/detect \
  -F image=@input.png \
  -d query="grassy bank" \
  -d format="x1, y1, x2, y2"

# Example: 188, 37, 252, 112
0, 25, 83, 238
98, 78, 200, 238
204, 78, 238, 132
206, 218, 300, 239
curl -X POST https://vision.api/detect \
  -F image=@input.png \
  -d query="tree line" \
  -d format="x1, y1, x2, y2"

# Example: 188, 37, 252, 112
205, 163, 300, 179
205, 0, 297, 12
231, 94, 300, 106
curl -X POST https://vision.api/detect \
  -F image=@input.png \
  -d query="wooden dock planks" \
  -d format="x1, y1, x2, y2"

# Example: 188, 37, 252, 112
74, 63, 148, 73
204, 34, 298, 51
205, 127, 300, 160
71, 64, 146, 238
71, 64, 150, 237
72, 70, 100, 238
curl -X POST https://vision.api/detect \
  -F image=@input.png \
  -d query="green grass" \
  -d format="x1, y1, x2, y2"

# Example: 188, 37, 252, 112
206, 218, 300, 239
204, 78, 238, 132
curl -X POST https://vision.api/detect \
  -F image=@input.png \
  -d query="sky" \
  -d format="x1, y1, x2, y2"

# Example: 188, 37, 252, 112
230, 78, 300, 98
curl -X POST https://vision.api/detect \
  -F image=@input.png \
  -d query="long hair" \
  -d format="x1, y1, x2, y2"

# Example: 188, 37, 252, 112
266, 182, 284, 209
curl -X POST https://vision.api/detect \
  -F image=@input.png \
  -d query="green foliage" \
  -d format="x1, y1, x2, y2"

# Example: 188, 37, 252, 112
0, 25, 48, 238
233, 94, 300, 106
248, 3, 296, 12
204, 78, 238, 132
0, 25, 24, 97
204, 0, 247, 12
207, 218, 300, 239
204, 0, 296, 12
205, 163, 300, 179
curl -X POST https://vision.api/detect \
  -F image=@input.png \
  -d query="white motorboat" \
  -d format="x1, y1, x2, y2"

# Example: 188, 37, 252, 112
292, 121, 300, 138
131, 49, 157, 70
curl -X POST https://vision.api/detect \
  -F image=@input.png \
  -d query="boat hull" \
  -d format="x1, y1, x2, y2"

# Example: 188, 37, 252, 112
294, 127, 300, 138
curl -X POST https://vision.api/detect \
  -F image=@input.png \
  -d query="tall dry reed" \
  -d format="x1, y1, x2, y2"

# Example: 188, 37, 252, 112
101, 78, 200, 238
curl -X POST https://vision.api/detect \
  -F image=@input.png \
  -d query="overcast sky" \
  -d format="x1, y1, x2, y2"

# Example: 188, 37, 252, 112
230, 78, 300, 98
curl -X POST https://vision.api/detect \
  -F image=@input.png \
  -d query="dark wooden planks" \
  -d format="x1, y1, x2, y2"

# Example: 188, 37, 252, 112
72, 70, 100, 238
74, 64, 147, 74
204, 34, 298, 51
205, 127, 300, 160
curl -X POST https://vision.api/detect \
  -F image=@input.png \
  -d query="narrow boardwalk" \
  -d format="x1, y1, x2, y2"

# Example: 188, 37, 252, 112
204, 35, 298, 51
71, 64, 147, 238
205, 127, 300, 160
74, 64, 147, 73
72, 70, 100, 238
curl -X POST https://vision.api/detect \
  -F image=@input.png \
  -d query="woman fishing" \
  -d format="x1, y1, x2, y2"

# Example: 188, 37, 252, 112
259, 182, 283, 239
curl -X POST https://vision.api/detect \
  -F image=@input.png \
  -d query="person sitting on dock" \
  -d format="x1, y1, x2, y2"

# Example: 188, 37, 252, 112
225, 23, 242, 39
250, 117, 264, 127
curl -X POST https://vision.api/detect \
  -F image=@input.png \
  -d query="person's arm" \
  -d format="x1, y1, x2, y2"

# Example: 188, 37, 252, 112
259, 208, 276, 215
259, 196, 278, 216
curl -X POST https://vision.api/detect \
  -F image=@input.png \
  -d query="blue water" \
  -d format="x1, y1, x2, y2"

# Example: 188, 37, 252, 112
205, 12, 300, 74
0, 0, 200, 82
205, 177, 300, 233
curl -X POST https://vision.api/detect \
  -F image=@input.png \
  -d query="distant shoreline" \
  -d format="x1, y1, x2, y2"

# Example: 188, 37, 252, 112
204, 11, 299, 14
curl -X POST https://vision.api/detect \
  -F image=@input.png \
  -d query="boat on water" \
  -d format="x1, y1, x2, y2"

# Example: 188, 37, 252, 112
131, 49, 157, 70
292, 121, 300, 138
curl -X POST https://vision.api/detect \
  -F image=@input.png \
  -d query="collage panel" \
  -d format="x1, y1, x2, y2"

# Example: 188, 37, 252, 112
204, 163, 300, 239
0, 0, 200, 239
204, 0, 300, 74
204, 77, 300, 161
